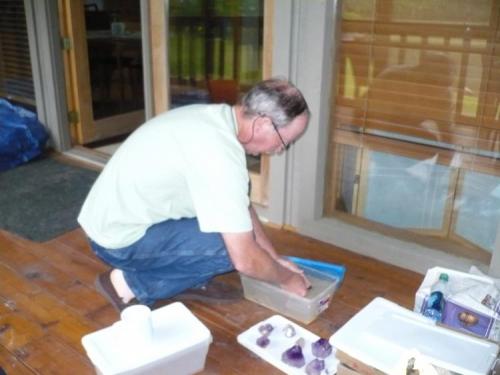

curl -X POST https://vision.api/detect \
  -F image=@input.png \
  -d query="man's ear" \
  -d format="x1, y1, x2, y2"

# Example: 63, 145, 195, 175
253, 116, 268, 134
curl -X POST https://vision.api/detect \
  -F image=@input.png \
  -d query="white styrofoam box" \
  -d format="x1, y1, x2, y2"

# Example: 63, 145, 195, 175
82, 302, 212, 375
330, 297, 499, 375
237, 314, 339, 374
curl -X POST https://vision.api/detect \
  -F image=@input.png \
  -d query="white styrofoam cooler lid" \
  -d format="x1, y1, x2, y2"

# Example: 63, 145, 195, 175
81, 302, 212, 375
330, 297, 499, 375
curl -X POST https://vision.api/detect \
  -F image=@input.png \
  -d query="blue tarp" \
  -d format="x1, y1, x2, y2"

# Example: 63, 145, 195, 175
0, 98, 48, 172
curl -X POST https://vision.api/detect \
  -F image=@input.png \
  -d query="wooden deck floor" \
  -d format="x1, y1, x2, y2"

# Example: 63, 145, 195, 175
0, 226, 423, 374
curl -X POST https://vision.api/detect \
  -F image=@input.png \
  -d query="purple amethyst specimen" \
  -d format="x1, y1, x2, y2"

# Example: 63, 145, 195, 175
311, 338, 332, 359
281, 344, 305, 368
305, 358, 325, 375
258, 323, 274, 336
256, 335, 270, 348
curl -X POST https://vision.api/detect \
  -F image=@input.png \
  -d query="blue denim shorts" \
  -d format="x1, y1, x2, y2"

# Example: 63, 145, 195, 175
89, 218, 234, 305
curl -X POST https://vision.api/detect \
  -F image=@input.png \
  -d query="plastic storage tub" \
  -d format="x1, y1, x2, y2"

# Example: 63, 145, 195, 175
81, 302, 212, 375
240, 264, 341, 324
330, 297, 499, 375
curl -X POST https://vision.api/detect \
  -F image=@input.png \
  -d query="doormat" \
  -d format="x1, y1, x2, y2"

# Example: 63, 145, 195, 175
0, 157, 99, 242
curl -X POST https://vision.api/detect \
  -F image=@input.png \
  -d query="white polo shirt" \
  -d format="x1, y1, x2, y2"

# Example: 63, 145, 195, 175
77, 104, 251, 249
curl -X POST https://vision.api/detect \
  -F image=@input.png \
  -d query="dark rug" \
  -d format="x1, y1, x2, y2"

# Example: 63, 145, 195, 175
0, 157, 99, 242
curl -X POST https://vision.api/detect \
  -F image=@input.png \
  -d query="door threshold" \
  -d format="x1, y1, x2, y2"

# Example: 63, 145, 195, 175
62, 145, 110, 170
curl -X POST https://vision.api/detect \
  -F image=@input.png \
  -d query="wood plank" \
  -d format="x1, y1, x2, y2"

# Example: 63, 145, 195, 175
0, 311, 45, 352
0, 234, 107, 315
150, 0, 169, 115
0, 345, 35, 374
0, 266, 100, 356
4, 232, 106, 286
0, 263, 42, 297
49, 228, 101, 260
11, 293, 100, 353
337, 362, 363, 375
336, 350, 386, 375
245, 0, 274, 207
18, 334, 94, 374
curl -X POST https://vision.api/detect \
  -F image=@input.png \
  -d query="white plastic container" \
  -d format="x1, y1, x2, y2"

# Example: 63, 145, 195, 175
81, 302, 212, 375
330, 297, 499, 375
240, 264, 340, 324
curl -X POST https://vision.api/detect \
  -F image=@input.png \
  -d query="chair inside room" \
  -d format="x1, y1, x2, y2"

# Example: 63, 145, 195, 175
207, 79, 239, 105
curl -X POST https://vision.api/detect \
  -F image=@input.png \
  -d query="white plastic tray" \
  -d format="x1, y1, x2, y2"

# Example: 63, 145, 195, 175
330, 297, 499, 375
237, 315, 338, 374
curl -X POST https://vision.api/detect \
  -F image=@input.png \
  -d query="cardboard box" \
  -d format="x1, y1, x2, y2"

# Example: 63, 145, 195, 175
335, 350, 385, 375
81, 302, 212, 375
414, 266, 500, 341
336, 363, 364, 375
335, 349, 459, 375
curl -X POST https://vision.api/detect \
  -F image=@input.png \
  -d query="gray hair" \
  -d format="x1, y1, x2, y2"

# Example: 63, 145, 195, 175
240, 78, 309, 128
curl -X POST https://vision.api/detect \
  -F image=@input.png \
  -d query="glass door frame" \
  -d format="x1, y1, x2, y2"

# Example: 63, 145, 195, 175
58, 0, 146, 145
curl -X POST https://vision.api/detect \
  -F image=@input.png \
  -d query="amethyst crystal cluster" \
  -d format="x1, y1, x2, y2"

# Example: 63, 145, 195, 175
282, 343, 306, 368
256, 323, 274, 348
282, 336, 333, 373
311, 338, 332, 359
305, 358, 325, 375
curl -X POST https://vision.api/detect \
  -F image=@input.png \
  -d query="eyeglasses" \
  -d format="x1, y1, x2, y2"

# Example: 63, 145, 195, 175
270, 120, 290, 150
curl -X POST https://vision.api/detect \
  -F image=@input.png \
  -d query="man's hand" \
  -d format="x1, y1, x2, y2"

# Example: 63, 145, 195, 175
222, 232, 311, 297
279, 270, 311, 297
276, 257, 312, 291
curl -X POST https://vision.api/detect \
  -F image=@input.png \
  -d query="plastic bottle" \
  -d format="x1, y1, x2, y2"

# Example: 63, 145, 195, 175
423, 273, 449, 322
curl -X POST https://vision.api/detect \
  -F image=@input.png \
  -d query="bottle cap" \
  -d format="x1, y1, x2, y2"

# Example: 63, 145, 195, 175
439, 273, 449, 282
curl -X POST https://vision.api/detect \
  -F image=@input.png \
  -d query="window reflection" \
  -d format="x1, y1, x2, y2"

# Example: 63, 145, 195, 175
167, 0, 264, 171
85, 0, 143, 119
326, 0, 499, 263
168, 0, 263, 107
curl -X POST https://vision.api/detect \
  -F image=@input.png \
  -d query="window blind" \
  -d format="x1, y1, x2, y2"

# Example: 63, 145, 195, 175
335, 0, 500, 155
0, 0, 35, 106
